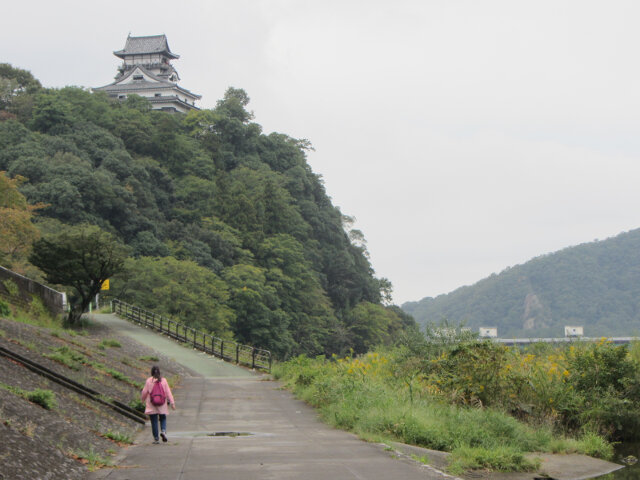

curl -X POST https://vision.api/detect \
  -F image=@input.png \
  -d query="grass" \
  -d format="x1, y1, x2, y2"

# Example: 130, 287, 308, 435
8, 301, 63, 329
71, 446, 112, 471
103, 367, 141, 388
274, 353, 614, 473
98, 339, 122, 349
44, 346, 87, 370
128, 399, 145, 412
410, 454, 430, 465
103, 430, 133, 444
448, 446, 540, 474
138, 355, 159, 362
0, 382, 57, 410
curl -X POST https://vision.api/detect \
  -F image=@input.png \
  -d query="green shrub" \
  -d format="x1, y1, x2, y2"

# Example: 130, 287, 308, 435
128, 399, 145, 412
98, 339, 122, 349
26, 389, 57, 410
275, 350, 616, 473
0, 299, 11, 317
449, 446, 540, 474
0, 382, 57, 410
2, 279, 19, 297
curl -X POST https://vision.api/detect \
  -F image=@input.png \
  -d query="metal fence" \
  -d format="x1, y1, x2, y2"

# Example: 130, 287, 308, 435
111, 299, 272, 372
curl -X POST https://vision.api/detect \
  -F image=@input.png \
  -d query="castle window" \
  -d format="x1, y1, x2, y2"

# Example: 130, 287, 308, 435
155, 93, 161, 97
133, 74, 143, 81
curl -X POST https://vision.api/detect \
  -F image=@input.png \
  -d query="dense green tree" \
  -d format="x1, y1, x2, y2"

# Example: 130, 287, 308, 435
115, 256, 234, 337
346, 301, 404, 354
0, 172, 42, 266
222, 263, 305, 358
0, 64, 41, 121
0, 66, 411, 356
29, 224, 129, 325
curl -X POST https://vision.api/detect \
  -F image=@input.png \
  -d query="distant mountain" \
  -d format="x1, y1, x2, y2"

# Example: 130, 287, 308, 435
402, 229, 640, 338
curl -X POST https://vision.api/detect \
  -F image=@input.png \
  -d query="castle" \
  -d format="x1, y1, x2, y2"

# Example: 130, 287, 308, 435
94, 34, 201, 113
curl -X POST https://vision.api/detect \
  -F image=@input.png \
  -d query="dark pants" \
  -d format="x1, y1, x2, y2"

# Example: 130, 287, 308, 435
149, 413, 167, 440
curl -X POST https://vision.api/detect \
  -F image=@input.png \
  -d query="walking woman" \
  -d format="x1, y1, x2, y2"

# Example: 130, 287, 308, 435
141, 366, 176, 444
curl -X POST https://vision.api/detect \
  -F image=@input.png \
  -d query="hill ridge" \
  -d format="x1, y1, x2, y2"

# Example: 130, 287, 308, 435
402, 228, 640, 337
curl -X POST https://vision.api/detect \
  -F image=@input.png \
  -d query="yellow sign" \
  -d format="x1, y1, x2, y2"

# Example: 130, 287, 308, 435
100, 279, 110, 291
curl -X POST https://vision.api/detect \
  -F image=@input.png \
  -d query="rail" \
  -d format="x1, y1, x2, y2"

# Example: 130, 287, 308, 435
0, 345, 146, 424
497, 336, 640, 346
111, 299, 272, 373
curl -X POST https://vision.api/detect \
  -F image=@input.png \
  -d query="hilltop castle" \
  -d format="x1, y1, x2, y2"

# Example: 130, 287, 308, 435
94, 34, 201, 113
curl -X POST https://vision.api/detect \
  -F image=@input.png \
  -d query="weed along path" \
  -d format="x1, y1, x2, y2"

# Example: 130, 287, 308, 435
88, 313, 451, 479
88, 313, 623, 480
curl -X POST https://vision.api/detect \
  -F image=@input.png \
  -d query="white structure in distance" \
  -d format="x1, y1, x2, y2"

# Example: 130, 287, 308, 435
564, 326, 584, 338
94, 34, 201, 113
479, 327, 498, 338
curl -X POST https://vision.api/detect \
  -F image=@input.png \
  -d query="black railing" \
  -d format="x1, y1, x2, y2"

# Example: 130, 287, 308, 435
111, 300, 272, 372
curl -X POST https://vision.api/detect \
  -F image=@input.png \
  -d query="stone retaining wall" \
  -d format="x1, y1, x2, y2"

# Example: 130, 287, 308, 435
0, 265, 66, 314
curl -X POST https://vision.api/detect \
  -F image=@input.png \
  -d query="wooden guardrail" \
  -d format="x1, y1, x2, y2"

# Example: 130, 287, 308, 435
111, 299, 272, 373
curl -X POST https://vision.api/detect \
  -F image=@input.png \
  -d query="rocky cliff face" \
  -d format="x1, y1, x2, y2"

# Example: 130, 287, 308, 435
522, 292, 551, 330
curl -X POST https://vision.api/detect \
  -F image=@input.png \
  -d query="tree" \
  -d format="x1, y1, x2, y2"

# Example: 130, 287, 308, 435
0, 171, 43, 266
29, 225, 129, 325
346, 302, 403, 354
115, 256, 234, 337
0, 64, 42, 120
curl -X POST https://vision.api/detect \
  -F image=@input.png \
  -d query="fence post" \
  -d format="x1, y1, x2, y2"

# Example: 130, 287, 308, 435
110, 300, 271, 371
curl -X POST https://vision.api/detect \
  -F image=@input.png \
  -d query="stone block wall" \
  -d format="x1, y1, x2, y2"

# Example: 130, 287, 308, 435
0, 266, 67, 314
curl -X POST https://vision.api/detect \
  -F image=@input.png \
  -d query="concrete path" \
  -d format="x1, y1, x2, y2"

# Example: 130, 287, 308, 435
91, 313, 252, 378
89, 313, 447, 479
88, 313, 623, 480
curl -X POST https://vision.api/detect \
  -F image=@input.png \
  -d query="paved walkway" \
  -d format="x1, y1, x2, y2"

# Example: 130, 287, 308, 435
92, 313, 252, 378
88, 313, 624, 480
89, 313, 447, 480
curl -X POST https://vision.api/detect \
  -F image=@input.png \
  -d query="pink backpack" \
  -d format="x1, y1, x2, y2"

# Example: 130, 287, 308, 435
150, 379, 166, 406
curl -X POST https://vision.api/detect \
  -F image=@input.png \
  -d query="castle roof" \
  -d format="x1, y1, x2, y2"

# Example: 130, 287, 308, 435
114, 34, 179, 60
94, 65, 201, 100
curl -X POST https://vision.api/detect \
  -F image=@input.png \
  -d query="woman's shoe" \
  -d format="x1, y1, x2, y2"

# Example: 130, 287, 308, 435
161, 431, 167, 442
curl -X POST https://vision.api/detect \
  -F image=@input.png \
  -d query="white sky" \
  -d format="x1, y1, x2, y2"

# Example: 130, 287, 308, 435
3, 0, 640, 305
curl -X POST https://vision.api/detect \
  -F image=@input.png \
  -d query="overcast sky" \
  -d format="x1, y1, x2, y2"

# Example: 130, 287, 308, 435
3, 1, 640, 305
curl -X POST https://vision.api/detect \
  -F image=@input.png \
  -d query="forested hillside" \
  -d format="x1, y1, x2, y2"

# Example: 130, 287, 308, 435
403, 229, 640, 338
0, 63, 416, 358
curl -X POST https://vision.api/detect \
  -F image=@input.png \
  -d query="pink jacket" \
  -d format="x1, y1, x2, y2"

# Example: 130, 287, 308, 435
141, 377, 175, 415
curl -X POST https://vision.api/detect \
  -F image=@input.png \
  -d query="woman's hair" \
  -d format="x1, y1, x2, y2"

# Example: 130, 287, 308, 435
151, 366, 161, 381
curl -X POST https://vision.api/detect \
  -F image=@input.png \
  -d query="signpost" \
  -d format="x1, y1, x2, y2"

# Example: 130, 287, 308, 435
95, 279, 110, 310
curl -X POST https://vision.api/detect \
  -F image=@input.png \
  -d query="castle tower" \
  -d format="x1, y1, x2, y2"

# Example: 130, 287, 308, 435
94, 34, 201, 113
